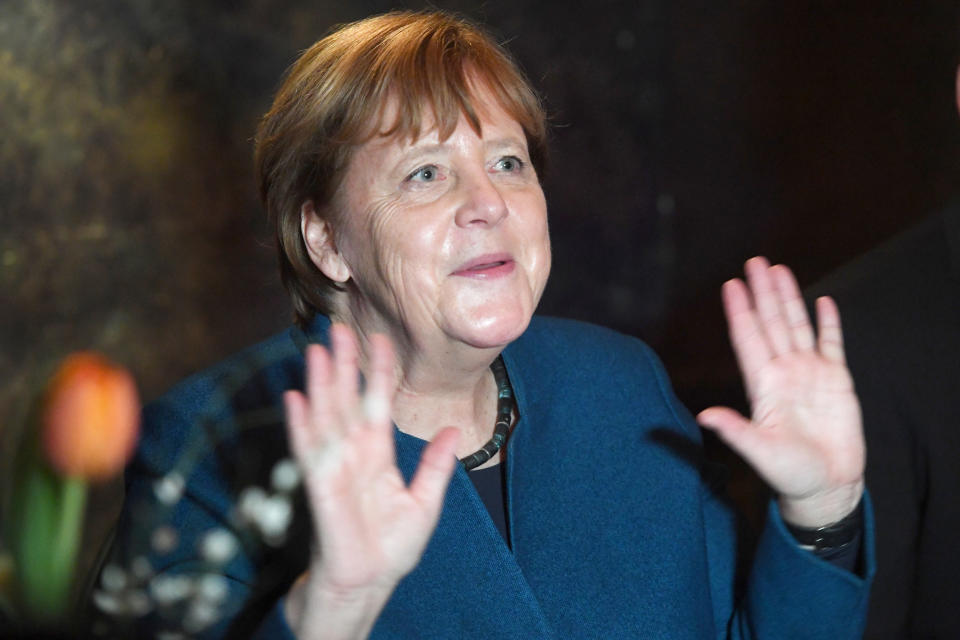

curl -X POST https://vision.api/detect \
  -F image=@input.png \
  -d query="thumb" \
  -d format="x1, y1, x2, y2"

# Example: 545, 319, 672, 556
698, 407, 781, 478
409, 427, 460, 520
697, 406, 754, 450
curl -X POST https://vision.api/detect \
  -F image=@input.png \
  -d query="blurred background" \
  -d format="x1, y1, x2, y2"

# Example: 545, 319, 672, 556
1, 0, 959, 559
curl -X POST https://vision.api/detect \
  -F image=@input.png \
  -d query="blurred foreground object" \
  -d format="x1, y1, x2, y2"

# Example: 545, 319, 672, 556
2, 352, 140, 625
42, 353, 140, 480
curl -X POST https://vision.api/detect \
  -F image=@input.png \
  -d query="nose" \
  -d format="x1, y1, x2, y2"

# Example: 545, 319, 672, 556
454, 171, 509, 228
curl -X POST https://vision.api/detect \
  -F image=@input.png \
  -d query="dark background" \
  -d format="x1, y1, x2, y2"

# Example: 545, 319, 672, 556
1, 0, 958, 565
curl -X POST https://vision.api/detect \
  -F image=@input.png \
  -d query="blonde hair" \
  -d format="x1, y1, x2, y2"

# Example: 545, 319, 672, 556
254, 10, 547, 326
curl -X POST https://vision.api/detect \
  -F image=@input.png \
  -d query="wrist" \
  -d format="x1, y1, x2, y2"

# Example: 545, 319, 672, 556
778, 479, 864, 529
783, 495, 863, 553
285, 570, 394, 640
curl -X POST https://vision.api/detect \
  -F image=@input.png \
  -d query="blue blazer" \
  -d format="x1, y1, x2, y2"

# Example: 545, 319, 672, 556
111, 316, 874, 638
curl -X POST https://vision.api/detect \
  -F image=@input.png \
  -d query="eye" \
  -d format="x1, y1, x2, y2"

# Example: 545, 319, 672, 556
493, 156, 525, 173
405, 164, 441, 183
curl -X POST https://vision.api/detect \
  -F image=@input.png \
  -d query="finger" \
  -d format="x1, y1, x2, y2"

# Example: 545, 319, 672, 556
743, 256, 792, 355
815, 296, 847, 365
330, 323, 360, 398
408, 427, 460, 522
770, 264, 815, 351
283, 390, 315, 463
697, 406, 752, 437
722, 278, 771, 394
363, 334, 396, 430
305, 344, 338, 439
330, 323, 361, 428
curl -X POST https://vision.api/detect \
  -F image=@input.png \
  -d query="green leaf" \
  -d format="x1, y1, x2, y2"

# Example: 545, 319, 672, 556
8, 415, 87, 620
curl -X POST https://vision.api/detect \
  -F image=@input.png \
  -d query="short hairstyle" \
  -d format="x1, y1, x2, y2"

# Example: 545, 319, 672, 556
254, 10, 548, 327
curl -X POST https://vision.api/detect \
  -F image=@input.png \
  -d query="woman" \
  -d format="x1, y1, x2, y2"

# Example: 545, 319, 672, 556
108, 10, 872, 639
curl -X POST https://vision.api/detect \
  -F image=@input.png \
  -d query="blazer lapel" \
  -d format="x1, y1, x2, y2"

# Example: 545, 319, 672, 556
375, 431, 555, 638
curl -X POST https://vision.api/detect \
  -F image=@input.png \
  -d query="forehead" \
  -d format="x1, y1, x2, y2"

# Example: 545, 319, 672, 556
366, 88, 527, 157
333, 88, 531, 213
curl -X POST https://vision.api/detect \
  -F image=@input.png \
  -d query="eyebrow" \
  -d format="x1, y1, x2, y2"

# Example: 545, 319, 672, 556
401, 142, 447, 156
485, 137, 527, 152
398, 136, 525, 156
387, 144, 449, 173
386, 135, 528, 170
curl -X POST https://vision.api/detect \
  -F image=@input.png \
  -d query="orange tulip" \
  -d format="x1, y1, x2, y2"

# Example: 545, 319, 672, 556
41, 352, 140, 481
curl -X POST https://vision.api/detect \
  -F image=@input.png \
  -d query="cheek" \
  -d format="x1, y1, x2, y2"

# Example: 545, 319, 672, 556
530, 239, 551, 304
338, 199, 403, 286
520, 194, 552, 288
537, 233, 552, 288
364, 208, 451, 292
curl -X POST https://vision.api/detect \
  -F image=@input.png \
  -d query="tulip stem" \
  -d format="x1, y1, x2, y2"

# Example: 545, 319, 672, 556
17, 463, 88, 620
50, 476, 88, 614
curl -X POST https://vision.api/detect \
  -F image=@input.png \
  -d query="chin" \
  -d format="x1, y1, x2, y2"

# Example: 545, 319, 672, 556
452, 306, 534, 350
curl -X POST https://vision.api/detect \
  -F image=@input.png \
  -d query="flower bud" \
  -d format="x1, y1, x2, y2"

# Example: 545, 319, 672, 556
42, 352, 140, 481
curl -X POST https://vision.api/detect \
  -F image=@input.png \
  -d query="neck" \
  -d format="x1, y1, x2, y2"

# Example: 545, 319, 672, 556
391, 368, 498, 453
330, 304, 504, 451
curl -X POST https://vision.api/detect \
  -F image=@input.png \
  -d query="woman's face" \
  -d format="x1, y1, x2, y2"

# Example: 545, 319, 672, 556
326, 87, 551, 353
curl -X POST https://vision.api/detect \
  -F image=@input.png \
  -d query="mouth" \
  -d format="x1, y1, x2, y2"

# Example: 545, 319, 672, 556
451, 253, 516, 278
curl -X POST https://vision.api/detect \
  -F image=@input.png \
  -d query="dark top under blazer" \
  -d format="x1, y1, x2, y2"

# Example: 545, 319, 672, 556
112, 316, 875, 638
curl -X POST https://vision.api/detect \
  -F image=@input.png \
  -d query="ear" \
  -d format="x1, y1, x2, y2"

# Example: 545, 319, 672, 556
300, 200, 351, 283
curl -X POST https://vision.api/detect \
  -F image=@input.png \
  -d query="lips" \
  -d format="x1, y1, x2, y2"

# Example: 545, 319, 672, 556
451, 253, 516, 278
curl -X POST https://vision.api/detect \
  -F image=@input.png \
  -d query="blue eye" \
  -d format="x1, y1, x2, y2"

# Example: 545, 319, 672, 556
495, 156, 525, 172
407, 165, 439, 182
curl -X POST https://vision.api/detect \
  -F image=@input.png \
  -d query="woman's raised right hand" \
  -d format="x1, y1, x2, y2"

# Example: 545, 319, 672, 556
282, 323, 460, 639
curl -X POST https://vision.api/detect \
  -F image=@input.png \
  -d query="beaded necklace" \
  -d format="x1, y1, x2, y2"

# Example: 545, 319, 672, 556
459, 356, 514, 470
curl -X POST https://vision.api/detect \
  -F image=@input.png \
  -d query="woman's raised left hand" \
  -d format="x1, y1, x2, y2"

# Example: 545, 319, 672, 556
697, 256, 865, 527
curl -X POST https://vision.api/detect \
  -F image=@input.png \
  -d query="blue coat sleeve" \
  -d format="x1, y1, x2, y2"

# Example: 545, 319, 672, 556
729, 499, 875, 638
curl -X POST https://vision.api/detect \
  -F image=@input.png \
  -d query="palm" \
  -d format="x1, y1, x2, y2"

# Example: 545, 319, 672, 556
308, 424, 448, 590
284, 325, 459, 593
746, 350, 863, 497
698, 258, 865, 525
